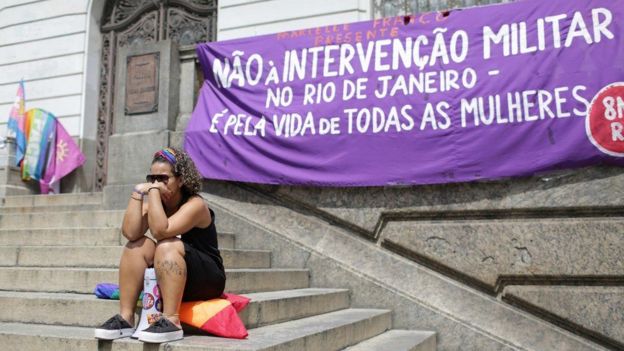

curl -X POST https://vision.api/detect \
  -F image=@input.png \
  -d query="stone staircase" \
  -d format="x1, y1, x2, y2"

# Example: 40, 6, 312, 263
0, 192, 436, 351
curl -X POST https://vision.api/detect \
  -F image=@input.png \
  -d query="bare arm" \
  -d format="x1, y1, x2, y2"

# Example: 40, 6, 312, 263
147, 187, 211, 241
121, 184, 150, 241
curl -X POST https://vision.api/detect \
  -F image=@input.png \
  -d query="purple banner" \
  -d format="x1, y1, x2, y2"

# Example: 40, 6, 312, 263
185, 0, 624, 186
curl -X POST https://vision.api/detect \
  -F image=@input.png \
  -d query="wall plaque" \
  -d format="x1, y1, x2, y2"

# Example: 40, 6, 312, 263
125, 53, 159, 114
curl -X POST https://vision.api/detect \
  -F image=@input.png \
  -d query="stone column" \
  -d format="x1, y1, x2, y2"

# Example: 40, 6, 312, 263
103, 40, 180, 209
170, 45, 198, 149
173, 45, 198, 138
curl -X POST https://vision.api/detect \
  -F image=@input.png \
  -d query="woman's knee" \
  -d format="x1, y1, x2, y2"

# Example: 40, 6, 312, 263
125, 236, 155, 248
154, 237, 184, 260
123, 236, 155, 263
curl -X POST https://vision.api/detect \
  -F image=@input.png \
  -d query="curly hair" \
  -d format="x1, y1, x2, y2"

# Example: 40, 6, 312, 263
152, 147, 202, 197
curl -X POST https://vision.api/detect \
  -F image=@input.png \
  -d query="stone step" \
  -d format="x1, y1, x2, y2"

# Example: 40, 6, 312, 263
0, 227, 122, 246
0, 228, 236, 249
343, 330, 437, 351
2, 193, 103, 207
0, 210, 125, 229
0, 246, 270, 269
0, 203, 103, 214
0, 267, 309, 294
0, 288, 350, 329
0, 309, 391, 350
240, 288, 350, 328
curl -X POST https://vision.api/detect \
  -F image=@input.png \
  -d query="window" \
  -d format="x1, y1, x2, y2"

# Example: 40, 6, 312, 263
373, 0, 513, 18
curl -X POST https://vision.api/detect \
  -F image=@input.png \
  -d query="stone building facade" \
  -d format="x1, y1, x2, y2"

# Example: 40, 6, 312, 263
0, 1, 621, 350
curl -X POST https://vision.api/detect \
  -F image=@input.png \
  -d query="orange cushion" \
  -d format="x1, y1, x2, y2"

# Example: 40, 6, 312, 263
179, 293, 250, 339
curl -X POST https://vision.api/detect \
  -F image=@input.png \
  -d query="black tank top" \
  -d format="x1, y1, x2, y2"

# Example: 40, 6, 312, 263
181, 207, 224, 271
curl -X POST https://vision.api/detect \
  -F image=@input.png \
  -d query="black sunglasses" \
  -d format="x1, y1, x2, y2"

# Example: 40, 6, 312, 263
146, 174, 170, 184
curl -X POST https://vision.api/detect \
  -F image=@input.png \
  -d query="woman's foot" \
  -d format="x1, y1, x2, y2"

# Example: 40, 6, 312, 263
94, 314, 135, 340
138, 317, 183, 343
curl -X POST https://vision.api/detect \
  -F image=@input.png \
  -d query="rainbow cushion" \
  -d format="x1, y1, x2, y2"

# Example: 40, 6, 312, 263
179, 293, 250, 339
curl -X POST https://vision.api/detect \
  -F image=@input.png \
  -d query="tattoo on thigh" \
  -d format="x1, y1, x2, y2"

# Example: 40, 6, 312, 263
156, 260, 186, 278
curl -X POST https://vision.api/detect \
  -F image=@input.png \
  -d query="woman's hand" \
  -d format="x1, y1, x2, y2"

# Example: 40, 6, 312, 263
134, 183, 152, 196
148, 181, 172, 201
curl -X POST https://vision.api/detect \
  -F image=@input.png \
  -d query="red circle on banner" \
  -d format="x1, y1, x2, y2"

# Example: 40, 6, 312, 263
586, 83, 624, 157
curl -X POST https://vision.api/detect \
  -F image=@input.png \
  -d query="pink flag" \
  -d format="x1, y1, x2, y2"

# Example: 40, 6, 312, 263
40, 119, 85, 194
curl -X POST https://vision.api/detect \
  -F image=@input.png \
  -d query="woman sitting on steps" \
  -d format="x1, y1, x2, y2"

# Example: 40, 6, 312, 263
94, 147, 226, 343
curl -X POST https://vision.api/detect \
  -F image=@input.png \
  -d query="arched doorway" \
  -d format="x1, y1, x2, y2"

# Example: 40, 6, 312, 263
95, 0, 216, 190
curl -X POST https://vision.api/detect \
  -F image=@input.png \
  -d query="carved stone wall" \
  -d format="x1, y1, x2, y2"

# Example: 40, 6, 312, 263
95, 0, 216, 190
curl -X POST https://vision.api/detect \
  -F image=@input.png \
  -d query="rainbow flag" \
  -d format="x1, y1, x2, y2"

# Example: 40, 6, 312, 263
6, 80, 26, 166
22, 108, 56, 181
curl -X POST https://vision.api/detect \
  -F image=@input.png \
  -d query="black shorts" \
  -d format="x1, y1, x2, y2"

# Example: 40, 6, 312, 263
182, 242, 226, 301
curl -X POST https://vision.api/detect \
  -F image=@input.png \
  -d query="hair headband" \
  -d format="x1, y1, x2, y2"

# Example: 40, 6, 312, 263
155, 148, 177, 165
